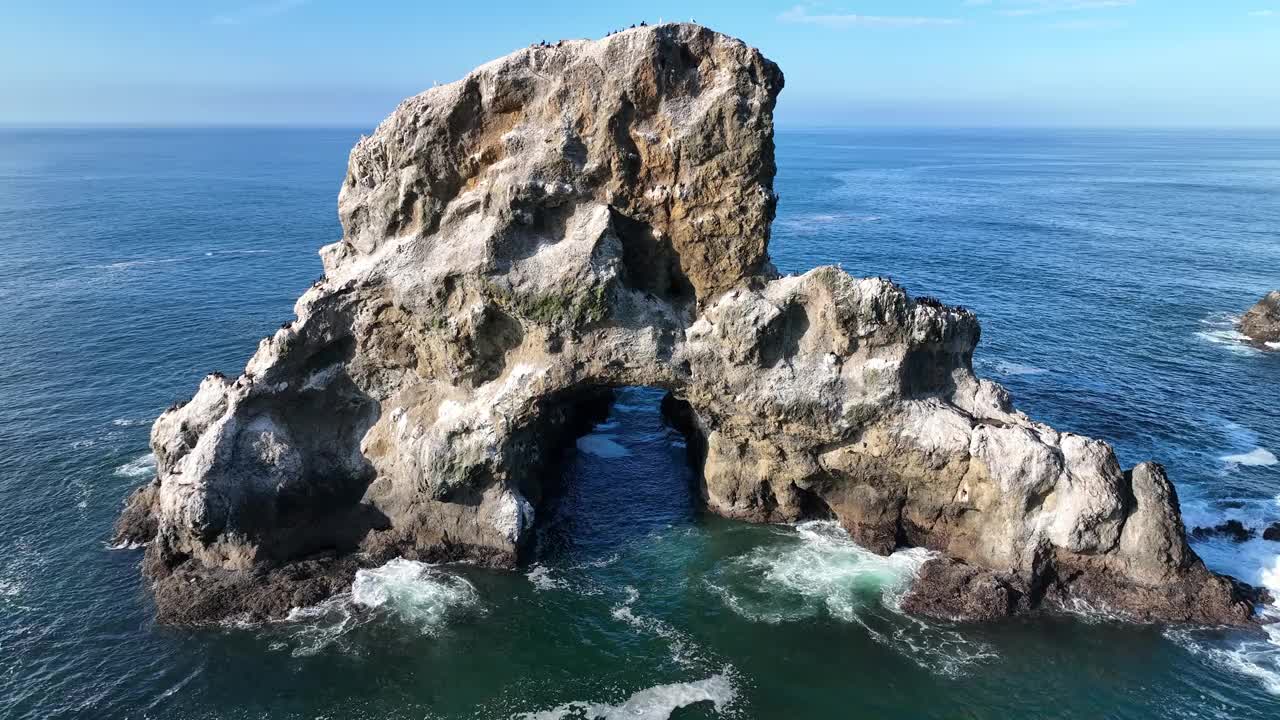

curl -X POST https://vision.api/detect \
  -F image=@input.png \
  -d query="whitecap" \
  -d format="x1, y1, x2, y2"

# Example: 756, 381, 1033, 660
707, 521, 996, 675
992, 360, 1047, 376
1267, 342, 1280, 350
1167, 613, 1280, 697
1196, 328, 1260, 355
570, 553, 619, 570
708, 521, 931, 623
514, 672, 737, 720
576, 435, 631, 458
350, 558, 479, 632
270, 558, 479, 656
526, 564, 569, 592
111, 418, 148, 427
1221, 448, 1279, 467
113, 453, 156, 478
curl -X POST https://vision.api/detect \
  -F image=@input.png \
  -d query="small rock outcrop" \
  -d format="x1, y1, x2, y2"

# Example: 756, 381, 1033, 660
116, 24, 1260, 626
1239, 291, 1280, 347
1191, 519, 1254, 543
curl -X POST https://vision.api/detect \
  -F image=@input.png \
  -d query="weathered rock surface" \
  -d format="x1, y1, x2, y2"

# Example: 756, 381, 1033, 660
1239, 291, 1280, 347
117, 23, 1260, 626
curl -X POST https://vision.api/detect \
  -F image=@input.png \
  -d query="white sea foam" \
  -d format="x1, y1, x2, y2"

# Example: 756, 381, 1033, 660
0, 537, 45, 609
612, 586, 703, 668
514, 673, 738, 720
992, 360, 1048, 376
1181, 493, 1280, 599
1195, 315, 1261, 355
707, 521, 996, 676
776, 212, 883, 231
111, 418, 148, 427
271, 558, 479, 656
526, 564, 569, 592
1221, 448, 1279, 467
709, 521, 931, 623
113, 453, 156, 478
576, 435, 632, 458
350, 558, 479, 632
1167, 614, 1280, 697
1268, 342, 1280, 350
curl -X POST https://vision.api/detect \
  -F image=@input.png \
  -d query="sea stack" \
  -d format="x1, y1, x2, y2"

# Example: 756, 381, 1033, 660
116, 24, 1262, 625
1239, 291, 1280, 348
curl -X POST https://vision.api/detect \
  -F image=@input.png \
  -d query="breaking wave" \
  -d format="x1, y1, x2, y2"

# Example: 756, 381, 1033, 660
270, 559, 480, 657
113, 453, 156, 478
991, 360, 1048, 376
1221, 448, 1279, 467
1167, 615, 1280, 697
350, 558, 479, 629
576, 435, 632, 459
513, 672, 738, 720
706, 521, 930, 623
706, 521, 996, 676
1196, 313, 1261, 355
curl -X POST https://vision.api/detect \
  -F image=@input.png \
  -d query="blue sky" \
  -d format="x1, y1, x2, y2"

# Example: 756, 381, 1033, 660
2, 1, 1278, 127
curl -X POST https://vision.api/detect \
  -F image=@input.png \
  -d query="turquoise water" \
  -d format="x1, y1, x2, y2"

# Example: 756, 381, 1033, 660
1, 128, 1278, 718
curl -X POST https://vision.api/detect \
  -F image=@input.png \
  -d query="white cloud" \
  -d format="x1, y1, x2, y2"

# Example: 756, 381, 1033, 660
211, 0, 309, 26
779, 5, 964, 28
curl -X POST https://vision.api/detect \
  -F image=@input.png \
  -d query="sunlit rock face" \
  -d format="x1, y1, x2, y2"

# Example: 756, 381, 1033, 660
1239, 291, 1280, 347
116, 23, 1260, 626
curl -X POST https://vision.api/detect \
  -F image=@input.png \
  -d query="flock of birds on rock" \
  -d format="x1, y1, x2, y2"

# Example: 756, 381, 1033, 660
529, 19, 699, 48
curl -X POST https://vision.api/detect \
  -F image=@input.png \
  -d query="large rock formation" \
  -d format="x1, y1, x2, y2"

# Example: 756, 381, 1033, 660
116, 24, 1262, 626
1239, 291, 1280, 347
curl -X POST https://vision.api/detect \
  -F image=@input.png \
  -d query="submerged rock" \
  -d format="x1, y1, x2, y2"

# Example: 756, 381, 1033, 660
1239, 290, 1280, 347
1190, 519, 1254, 543
117, 23, 1260, 626
1264, 523, 1280, 542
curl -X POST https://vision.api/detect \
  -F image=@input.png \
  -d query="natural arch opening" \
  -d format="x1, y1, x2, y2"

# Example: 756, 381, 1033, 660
527, 386, 707, 565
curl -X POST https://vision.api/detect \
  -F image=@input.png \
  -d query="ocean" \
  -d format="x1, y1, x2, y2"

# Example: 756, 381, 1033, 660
0, 127, 1277, 718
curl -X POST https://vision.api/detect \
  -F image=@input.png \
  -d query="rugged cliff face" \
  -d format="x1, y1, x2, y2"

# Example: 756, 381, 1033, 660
1240, 291, 1280, 347
116, 23, 1262, 625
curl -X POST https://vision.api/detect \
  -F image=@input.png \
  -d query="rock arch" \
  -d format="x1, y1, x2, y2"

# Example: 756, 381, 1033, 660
117, 24, 1261, 625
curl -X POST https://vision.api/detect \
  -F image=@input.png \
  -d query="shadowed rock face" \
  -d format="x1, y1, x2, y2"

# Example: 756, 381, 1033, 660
1239, 291, 1280, 347
116, 24, 1261, 626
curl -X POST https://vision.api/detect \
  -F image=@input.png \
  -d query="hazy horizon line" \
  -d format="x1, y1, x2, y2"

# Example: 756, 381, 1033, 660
4, 121, 1280, 132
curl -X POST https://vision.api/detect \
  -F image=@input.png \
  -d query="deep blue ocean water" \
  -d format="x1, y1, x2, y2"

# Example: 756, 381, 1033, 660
1, 127, 1278, 719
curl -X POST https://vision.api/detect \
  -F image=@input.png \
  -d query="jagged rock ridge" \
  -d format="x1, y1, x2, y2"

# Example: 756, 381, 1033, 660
116, 23, 1262, 625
